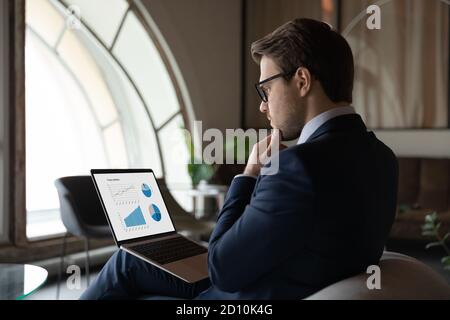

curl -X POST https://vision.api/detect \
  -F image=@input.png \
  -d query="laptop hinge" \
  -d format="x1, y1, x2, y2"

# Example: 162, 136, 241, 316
118, 231, 178, 247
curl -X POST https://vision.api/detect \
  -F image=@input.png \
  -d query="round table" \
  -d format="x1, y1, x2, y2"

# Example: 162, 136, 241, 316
186, 183, 228, 220
0, 264, 48, 300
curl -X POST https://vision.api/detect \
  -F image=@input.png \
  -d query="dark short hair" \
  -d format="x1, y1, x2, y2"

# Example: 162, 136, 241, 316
251, 18, 354, 103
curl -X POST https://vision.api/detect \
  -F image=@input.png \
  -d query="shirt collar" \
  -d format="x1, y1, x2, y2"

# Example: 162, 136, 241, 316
297, 106, 355, 145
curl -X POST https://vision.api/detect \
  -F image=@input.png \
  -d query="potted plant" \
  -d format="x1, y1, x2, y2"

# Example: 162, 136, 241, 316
184, 131, 251, 219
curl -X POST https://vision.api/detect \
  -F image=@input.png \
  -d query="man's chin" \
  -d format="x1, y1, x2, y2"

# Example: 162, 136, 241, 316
271, 128, 288, 141
280, 127, 302, 141
269, 123, 279, 132
269, 123, 301, 140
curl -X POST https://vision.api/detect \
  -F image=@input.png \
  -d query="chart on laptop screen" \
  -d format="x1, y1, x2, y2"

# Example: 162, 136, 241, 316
92, 172, 175, 241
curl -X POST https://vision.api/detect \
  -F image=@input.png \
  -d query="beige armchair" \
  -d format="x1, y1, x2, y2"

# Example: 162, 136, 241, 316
305, 251, 450, 300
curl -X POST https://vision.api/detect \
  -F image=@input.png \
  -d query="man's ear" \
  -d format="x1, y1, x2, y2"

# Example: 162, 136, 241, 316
295, 67, 312, 97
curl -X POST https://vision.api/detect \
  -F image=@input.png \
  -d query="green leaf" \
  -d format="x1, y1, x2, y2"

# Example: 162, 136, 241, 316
425, 242, 441, 250
442, 257, 450, 271
421, 224, 434, 231
188, 163, 216, 186
443, 233, 449, 243
441, 256, 450, 265
422, 230, 436, 237
425, 214, 435, 224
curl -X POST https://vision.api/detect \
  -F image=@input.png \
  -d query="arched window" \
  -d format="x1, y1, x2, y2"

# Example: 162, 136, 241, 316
25, 0, 193, 239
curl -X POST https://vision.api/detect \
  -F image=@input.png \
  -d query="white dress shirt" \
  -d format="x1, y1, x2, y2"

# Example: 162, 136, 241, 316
297, 106, 355, 144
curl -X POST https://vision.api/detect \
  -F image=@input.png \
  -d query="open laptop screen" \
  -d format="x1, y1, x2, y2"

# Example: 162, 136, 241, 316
92, 171, 175, 242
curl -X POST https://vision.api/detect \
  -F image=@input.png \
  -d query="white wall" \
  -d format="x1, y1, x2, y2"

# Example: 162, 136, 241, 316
374, 130, 450, 158
139, 0, 242, 132
137, 1, 450, 160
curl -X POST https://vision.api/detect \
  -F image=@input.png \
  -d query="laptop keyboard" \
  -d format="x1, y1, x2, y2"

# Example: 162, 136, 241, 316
130, 237, 207, 265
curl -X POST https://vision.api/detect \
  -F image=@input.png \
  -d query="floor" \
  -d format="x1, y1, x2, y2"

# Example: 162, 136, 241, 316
24, 270, 101, 300
25, 240, 449, 300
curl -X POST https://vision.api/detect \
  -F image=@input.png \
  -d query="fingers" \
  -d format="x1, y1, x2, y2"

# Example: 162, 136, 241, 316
250, 129, 288, 166
271, 128, 281, 143
246, 129, 289, 175
272, 129, 288, 151
258, 129, 285, 163
257, 129, 278, 151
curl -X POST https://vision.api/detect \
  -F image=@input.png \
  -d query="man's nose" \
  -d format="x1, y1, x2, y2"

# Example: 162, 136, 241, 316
259, 101, 268, 113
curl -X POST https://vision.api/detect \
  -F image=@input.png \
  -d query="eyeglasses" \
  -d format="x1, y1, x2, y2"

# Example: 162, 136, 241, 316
254, 69, 297, 103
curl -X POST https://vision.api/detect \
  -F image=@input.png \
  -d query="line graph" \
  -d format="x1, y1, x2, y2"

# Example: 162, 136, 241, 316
108, 183, 139, 205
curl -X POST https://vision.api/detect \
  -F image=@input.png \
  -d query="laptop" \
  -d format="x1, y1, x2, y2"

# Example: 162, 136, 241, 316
91, 169, 209, 283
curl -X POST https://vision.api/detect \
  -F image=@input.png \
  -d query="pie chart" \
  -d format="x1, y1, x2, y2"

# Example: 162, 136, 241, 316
142, 183, 152, 197
149, 204, 161, 222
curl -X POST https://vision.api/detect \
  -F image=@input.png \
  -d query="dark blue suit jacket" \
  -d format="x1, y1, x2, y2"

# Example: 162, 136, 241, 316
196, 114, 398, 299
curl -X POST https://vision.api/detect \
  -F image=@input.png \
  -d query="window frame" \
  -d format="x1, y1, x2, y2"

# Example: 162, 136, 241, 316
1, 0, 194, 262
0, 0, 11, 245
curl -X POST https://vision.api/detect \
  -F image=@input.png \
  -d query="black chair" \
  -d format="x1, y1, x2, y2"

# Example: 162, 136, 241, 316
54, 175, 111, 299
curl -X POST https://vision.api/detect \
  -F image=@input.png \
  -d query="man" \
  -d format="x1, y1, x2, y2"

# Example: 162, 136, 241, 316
80, 18, 398, 300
